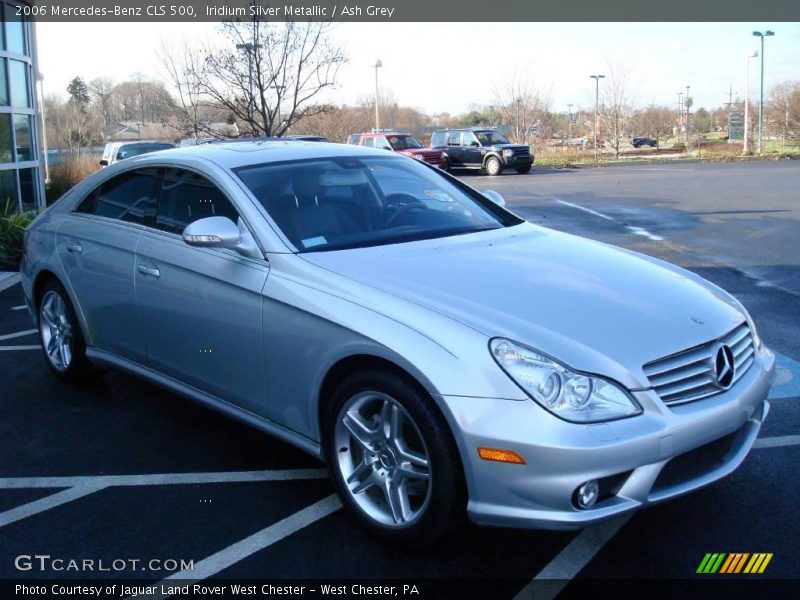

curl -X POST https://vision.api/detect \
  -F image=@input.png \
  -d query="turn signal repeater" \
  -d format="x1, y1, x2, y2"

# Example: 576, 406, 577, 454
477, 447, 526, 464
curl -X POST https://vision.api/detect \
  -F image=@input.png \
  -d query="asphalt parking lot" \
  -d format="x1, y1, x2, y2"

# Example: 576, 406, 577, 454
1, 161, 798, 597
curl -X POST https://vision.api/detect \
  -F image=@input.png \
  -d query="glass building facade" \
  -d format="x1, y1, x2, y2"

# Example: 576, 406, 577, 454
0, 1, 44, 211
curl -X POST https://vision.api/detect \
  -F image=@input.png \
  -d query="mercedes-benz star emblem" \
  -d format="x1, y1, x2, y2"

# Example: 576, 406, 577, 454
713, 344, 735, 389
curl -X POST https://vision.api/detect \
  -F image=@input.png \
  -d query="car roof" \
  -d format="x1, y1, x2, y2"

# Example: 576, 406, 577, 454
433, 128, 497, 133
127, 140, 395, 170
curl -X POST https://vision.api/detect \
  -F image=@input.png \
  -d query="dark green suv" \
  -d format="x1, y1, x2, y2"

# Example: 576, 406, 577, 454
430, 128, 533, 175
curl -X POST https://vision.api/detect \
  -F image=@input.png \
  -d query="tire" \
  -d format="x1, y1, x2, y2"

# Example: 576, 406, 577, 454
324, 369, 465, 545
485, 156, 502, 176
515, 165, 532, 175
37, 280, 95, 383
440, 156, 450, 172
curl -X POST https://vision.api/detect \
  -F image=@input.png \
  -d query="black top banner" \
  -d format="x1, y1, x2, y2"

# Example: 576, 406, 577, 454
14, 0, 800, 22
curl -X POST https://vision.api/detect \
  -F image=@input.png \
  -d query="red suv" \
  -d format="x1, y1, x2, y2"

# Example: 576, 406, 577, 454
349, 132, 443, 167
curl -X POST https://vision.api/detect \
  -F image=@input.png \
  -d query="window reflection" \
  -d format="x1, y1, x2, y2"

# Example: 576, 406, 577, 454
18, 167, 36, 210
0, 114, 12, 162
8, 60, 29, 108
13, 114, 30, 161
5, 4, 25, 54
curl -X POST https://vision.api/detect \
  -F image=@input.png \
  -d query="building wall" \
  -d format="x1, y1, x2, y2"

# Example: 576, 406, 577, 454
0, 0, 44, 211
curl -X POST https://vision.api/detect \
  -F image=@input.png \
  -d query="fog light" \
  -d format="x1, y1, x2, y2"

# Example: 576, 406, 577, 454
575, 480, 599, 509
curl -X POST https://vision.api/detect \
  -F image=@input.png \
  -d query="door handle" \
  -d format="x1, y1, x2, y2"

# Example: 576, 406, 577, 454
66, 243, 82, 253
137, 264, 160, 278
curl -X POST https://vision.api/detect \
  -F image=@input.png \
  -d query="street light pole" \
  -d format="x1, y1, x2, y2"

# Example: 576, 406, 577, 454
590, 75, 605, 161
753, 30, 775, 154
373, 59, 383, 132
236, 42, 263, 133
744, 50, 758, 153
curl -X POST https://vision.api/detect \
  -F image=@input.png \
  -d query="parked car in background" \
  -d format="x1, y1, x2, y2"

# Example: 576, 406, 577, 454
431, 128, 533, 175
349, 132, 443, 168
21, 141, 774, 544
631, 136, 658, 148
100, 141, 175, 167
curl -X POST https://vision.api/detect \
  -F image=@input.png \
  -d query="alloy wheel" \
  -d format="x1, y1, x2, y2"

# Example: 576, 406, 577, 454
333, 391, 432, 527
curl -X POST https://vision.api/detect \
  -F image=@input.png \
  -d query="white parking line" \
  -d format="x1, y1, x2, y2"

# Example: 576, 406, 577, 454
555, 198, 664, 241
512, 432, 798, 598
11, 305, 26, 311
0, 329, 36, 341
150, 494, 342, 596
0, 345, 39, 351
754, 434, 800, 449
0, 485, 107, 528
0, 468, 328, 489
513, 516, 631, 600
0, 273, 20, 293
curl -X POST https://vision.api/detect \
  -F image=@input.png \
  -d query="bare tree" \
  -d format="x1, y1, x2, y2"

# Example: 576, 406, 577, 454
766, 80, 800, 147
492, 75, 553, 144
357, 88, 399, 130
162, 13, 347, 137
159, 37, 212, 140
599, 64, 634, 157
89, 77, 115, 126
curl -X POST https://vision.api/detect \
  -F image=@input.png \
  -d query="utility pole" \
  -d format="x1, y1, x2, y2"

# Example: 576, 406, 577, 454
753, 30, 775, 153
373, 59, 383, 132
685, 85, 691, 147
591, 75, 605, 161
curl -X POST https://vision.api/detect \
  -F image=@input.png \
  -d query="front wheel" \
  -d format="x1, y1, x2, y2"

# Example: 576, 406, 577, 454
325, 370, 464, 545
485, 156, 503, 176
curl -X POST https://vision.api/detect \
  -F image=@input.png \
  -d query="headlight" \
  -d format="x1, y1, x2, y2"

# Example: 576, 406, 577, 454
490, 338, 642, 423
413, 153, 424, 160
502, 149, 514, 157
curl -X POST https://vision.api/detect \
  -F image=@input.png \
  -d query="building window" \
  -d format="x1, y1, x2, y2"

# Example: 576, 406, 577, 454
8, 58, 28, 107
4, 3, 25, 55
0, 59, 7, 105
18, 166, 35, 209
13, 113, 29, 160
0, 168, 15, 208
0, 113, 11, 161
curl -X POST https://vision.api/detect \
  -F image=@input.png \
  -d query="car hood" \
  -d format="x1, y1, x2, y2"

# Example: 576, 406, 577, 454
301, 223, 746, 388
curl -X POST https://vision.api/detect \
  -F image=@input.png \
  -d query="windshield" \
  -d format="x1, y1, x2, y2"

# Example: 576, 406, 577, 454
236, 156, 513, 252
474, 131, 511, 145
387, 135, 423, 150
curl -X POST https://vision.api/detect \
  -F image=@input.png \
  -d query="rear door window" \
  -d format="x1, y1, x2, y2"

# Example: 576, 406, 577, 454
76, 168, 161, 226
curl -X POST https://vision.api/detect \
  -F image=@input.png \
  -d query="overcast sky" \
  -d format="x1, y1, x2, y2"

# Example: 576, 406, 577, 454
36, 21, 799, 115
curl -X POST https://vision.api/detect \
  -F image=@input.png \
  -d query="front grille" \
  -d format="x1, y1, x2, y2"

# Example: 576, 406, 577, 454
643, 322, 755, 406
652, 428, 741, 492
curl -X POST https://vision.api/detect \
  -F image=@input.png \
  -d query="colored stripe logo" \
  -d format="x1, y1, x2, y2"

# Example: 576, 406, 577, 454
697, 553, 773, 574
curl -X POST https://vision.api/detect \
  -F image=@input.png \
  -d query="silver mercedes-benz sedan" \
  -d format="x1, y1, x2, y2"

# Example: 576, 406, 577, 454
21, 142, 775, 544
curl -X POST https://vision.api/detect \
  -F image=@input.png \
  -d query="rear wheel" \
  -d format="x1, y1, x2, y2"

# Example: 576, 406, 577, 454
485, 156, 502, 176
325, 370, 464, 545
37, 281, 95, 383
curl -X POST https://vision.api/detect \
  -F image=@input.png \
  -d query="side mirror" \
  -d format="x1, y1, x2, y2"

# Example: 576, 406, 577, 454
182, 216, 261, 259
483, 190, 506, 208
99, 159, 109, 167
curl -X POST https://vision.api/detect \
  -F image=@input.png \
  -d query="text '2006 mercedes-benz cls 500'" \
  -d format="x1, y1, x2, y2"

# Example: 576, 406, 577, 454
21, 141, 774, 544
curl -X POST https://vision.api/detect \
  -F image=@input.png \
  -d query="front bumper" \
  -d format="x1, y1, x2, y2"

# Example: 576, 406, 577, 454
437, 346, 775, 530
501, 154, 533, 169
